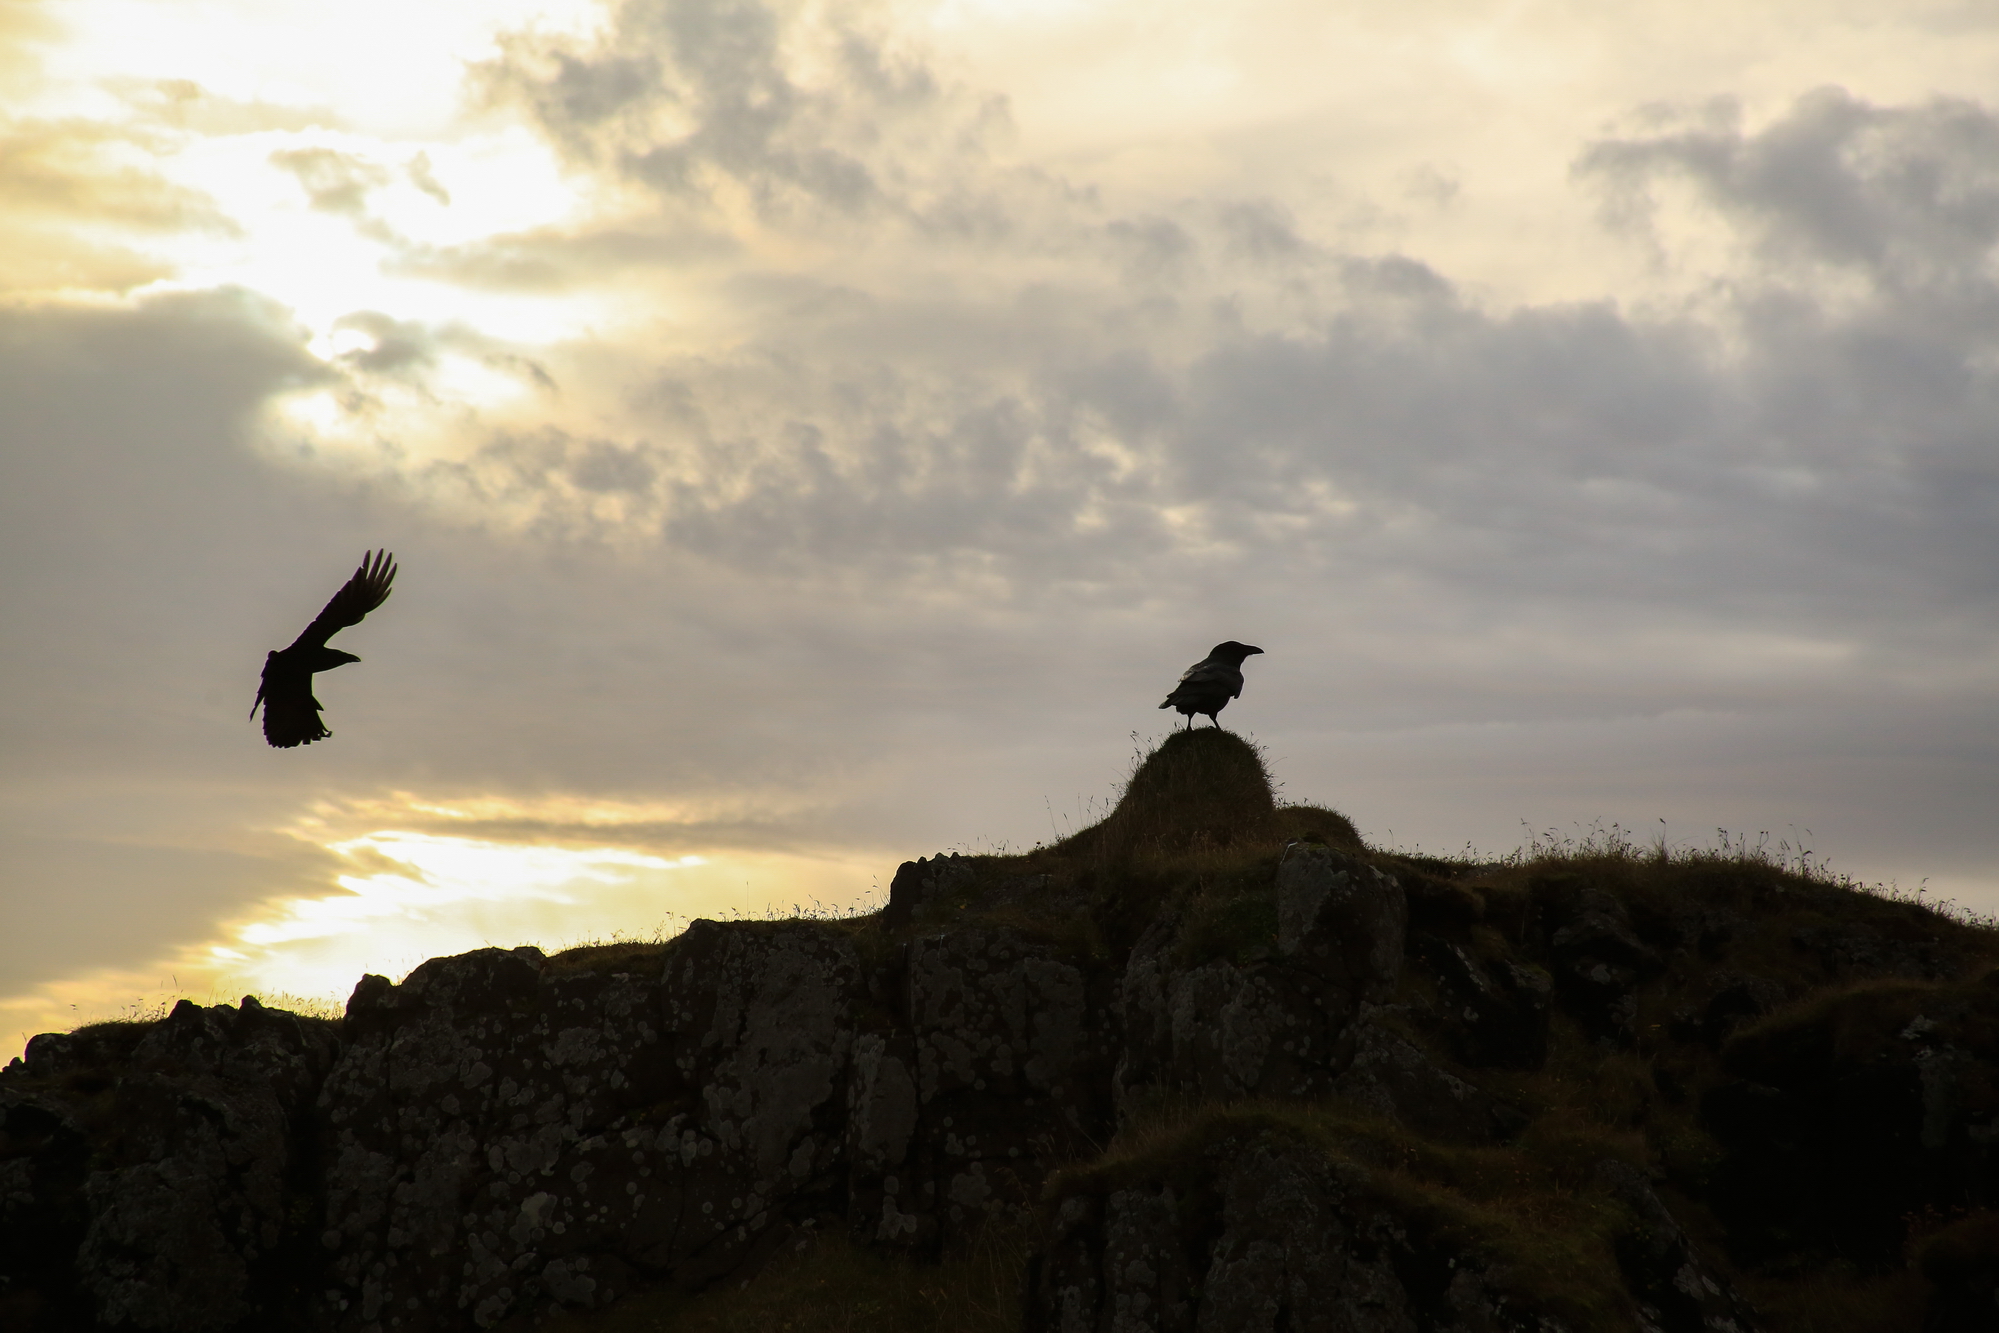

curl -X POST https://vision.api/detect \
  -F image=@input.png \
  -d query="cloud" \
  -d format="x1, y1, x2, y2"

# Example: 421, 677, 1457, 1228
269, 143, 455, 248
192, 28, 1994, 696
114, 77, 340, 135
271, 144, 393, 218
386, 219, 741, 291
6, 0, 1999, 1046
0, 113, 238, 293
319, 221, 1993, 665
0, 287, 336, 763
328, 309, 442, 375
1578, 87, 1999, 286
474, 0, 1015, 234
0, 0, 61, 95
406, 151, 451, 206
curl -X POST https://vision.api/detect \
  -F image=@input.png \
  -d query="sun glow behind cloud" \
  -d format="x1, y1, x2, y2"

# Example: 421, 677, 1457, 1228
160, 127, 593, 326
10, 0, 615, 370
2, 811, 882, 1052
31, 0, 607, 129
235, 832, 698, 947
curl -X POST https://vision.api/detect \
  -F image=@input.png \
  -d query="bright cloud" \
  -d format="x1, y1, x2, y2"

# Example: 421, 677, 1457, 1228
1, 821, 877, 1052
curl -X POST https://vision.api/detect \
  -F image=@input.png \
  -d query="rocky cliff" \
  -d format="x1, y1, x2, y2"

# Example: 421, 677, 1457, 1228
4, 731, 1997, 1333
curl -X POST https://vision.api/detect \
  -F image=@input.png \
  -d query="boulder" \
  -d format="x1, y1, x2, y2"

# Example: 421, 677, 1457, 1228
317, 924, 863, 1329
0, 997, 341, 1332
1028, 1132, 1572, 1332
1596, 1160, 1761, 1333
1114, 845, 1408, 1113
856, 925, 1114, 1250
1535, 881, 1662, 1047
881, 854, 982, 931
1415, 935, 1552, 1070
1332, 1013, 1527, 1144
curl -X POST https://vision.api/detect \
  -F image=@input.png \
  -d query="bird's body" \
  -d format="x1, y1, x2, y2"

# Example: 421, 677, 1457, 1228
1159, 641, 1264, 728
251, 550, 396, 748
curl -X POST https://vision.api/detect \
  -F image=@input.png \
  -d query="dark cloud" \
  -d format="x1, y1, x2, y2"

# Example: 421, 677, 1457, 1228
331, 310, 439, 375
268, 144, 460, 252
387, 221, 1983, 661
272, 145, 390, 217
1216, 200, 1309, 262
265, 20, 1999, 689
1578, 87, 1999, 284
550, 91, 1976, 658
1107, 215, 1198, 279
266, 144, 416, 247
568, 439, 658, 494
475, 0, 1012, 230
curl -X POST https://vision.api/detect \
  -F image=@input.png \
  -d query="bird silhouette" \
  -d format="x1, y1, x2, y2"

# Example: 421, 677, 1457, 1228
251, 550, 397, 748
1159, 641, 1264, 729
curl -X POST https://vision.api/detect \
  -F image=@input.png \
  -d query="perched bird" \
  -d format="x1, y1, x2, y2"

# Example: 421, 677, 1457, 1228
1159, 641, 1264, 729
251, 550, 397, 748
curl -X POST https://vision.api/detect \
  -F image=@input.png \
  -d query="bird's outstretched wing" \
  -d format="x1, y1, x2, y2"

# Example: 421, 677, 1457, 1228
287, 549, 397, 650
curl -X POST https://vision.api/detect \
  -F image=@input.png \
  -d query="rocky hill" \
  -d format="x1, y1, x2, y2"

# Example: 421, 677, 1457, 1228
4, 731, 1998, 1332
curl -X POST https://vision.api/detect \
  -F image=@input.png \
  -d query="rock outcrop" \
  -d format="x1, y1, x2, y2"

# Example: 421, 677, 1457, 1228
0, 997, 340, 1331
1113, 844, 1407, 1110
315, 924, 869, 1328
5, 729, 1997, 1332
1031, 1132, 1566, 1333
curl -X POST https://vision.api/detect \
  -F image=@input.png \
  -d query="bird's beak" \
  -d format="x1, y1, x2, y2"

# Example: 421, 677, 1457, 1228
1246, 646, 1264, 655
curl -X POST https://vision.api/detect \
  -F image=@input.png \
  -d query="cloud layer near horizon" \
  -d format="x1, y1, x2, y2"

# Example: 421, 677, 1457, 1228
3, 0, 1996, 1049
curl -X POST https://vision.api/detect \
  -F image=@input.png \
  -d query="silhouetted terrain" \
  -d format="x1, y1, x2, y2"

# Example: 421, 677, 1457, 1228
4, 731, 1997, 1332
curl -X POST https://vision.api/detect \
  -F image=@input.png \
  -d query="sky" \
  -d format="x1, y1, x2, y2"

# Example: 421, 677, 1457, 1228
3, 0, 1997, 1052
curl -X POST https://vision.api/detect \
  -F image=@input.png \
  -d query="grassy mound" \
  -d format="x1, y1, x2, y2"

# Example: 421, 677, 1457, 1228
1108, 727, 1277, 847
1061, 728, 1349, 866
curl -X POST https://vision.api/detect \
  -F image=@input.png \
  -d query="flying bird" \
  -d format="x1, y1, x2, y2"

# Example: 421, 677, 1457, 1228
251, 550, 397, 748
1159, 641, 1264, 729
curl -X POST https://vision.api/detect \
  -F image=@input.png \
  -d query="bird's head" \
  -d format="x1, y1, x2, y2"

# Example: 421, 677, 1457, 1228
1210, 641, 1264, 664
